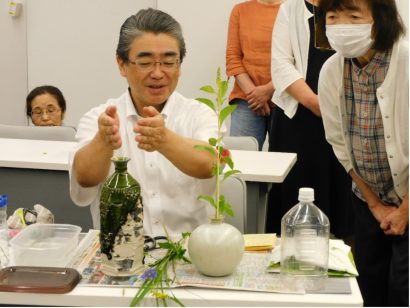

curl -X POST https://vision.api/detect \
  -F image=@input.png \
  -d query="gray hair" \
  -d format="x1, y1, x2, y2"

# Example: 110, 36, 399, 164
116, 8, 186, 62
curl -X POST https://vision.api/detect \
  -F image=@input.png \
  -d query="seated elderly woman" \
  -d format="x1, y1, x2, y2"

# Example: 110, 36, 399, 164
26, 85, 66, 126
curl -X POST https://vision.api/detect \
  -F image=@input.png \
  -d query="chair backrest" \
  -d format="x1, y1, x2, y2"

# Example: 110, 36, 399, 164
0, 124, 77, 141
220, 175, 247, 233
222, 136, 259, 151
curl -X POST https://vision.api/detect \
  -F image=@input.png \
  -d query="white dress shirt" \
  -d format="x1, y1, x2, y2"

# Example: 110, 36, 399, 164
69, 90, 221, 235
270, 0, 312, 118
318, 40, 409, 199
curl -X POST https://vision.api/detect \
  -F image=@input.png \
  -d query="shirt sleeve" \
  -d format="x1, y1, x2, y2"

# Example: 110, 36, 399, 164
226, 5, 246, 77
271, 3, 304, 118
68, 105, 103, 207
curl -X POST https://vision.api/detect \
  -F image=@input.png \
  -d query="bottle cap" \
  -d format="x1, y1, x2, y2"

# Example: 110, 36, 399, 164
0, 195, 8, 208
298, 187, 314, 202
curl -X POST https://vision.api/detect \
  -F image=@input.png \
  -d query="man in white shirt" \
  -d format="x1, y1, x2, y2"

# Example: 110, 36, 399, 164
69, 8, 219, 235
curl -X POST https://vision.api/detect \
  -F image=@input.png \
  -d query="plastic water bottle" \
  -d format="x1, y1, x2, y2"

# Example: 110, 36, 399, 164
0, 195, 9, 268
280, 188, 330, 291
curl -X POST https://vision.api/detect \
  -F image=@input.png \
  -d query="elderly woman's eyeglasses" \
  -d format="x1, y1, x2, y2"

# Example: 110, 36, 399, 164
128, 58, 180, 72
31, 107, 61, 118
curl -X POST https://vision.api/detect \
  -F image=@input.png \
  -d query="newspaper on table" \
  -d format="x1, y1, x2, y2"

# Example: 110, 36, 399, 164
69, 229, 304, 294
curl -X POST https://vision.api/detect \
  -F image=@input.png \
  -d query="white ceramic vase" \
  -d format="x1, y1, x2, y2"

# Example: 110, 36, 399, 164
188, 217, 244, 277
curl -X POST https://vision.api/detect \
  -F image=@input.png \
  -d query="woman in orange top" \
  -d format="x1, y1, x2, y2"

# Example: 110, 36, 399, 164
226, 0, 282, 150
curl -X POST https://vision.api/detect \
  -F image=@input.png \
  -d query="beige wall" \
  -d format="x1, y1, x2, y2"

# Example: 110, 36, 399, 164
396, 0, 409, 39
0, 0, 27, 125
0, 0, 408, 127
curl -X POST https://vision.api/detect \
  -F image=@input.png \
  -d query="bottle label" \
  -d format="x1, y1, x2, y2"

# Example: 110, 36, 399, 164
295, 229, 317, 271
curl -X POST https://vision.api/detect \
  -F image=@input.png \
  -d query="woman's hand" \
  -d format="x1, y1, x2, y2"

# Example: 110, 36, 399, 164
380, 197, 409, 236
246, 83, 274, 112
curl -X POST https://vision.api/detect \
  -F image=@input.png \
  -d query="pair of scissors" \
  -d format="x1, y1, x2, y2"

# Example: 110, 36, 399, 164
143, 235, 168, 251
15, 208, 37, 226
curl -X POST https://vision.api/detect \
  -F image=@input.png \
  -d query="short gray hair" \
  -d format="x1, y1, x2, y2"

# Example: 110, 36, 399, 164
116, 8, 186, 62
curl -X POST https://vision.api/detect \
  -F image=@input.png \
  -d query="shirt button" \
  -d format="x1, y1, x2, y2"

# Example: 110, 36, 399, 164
389, 155, 394, 158
386, 135, 390, 139
380, 95, 384, 99
150, 163, 153, 168
394, 173, 398, 176
385, 115, 389, 119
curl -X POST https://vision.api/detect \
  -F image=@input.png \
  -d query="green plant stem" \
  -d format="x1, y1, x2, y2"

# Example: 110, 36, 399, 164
214, 104, 222, 220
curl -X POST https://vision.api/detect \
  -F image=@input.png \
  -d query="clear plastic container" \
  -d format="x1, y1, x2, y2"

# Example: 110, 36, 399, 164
280, 188, 330, 291
10, 224, 81, 267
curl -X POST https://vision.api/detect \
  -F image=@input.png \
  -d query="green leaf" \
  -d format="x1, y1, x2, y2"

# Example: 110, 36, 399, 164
158, 242, 172, 249
218, 80, 229, 103
196, 97, 215, 112
224, 156, 234, 169
218, 195, 225, 206
194, 144, 216, 156
219, 104, 237, 125
197, 195, 216, 208
217, 196, 234, 217
208, 137, 217, 146
200, 85, 215, 94
222, 170, 241, 181
216, 67, 221, 85
222, 202, 234, 217
130, 279, 154, 306
181, 232, 190, 239
182, 256, 191, 263
170, 294, 185, 306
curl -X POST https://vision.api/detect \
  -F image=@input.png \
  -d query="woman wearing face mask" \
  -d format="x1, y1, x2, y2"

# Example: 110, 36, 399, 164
317, 0, 408, 306
266, 0, 354, 248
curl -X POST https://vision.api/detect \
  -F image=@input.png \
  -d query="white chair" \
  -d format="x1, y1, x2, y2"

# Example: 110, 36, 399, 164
222, 136, 259, 151
0, 124, 76, 141
220, 175, 247, 233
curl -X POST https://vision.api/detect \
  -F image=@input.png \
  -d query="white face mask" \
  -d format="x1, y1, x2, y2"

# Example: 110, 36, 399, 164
325, 24, 374, 58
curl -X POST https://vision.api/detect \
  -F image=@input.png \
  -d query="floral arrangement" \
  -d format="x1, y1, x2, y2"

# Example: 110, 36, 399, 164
130, 231, 190, 306
195, 67, 240, 219
130, 68, 239, 306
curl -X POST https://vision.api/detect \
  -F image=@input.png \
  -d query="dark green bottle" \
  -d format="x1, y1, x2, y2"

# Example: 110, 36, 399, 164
99, 157, 145, 276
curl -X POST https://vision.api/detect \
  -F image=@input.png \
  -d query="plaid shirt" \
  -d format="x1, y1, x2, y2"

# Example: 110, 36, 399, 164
343, 50, 402, 206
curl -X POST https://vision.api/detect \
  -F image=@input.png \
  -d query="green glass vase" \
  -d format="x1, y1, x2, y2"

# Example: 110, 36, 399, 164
99, 157, 144, 277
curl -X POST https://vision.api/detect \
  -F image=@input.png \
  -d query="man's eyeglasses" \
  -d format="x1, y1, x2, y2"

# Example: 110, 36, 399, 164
31, 107, 61, 117
128, 58, 180, 72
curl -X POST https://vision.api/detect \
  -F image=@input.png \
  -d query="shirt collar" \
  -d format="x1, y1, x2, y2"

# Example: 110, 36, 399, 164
351, 50, 389, 77
125, 88, 140, 120
160, 92, 176, 120
125, 88, 175, 121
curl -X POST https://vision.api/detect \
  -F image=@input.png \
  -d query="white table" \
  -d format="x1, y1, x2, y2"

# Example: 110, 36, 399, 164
0, 138, 297, 233
0, 138, 74, 170
231, 150, 297, 233
0, 277, 362, 306
0, 138, 93, 229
